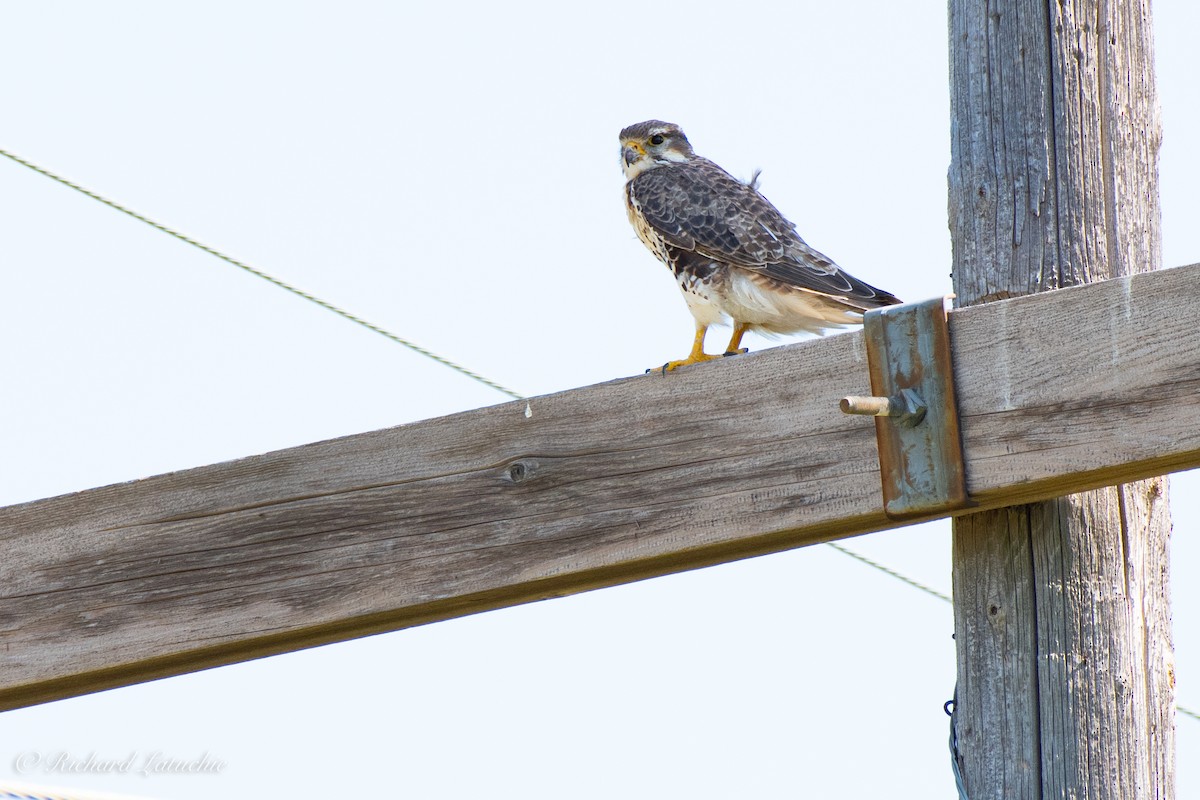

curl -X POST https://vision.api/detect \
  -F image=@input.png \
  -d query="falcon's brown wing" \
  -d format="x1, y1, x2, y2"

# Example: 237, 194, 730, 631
628, 158, 899, 307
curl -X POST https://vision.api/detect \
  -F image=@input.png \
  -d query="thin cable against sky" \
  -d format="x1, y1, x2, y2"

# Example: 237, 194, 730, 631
0, 147, 523, 401
825, 542, 951, 603
824, 544, 1200, 724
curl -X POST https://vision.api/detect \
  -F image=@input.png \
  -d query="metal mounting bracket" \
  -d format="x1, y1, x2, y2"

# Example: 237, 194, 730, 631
840, 296, 972, 519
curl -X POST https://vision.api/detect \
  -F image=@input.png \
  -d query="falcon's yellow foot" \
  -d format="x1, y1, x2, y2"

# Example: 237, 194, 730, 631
723, 347, 749, 357
660, 351, 720, 373
647, 324, 720, 375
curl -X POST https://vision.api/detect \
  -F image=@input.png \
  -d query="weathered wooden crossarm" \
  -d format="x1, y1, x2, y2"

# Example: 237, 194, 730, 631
2, 263, 1198, 711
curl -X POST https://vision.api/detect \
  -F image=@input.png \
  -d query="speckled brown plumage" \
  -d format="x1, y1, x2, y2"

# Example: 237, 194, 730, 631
619, 120, 901, 370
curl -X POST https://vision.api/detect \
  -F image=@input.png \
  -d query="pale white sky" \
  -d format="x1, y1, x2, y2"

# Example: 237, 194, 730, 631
1, 2, 1196, 798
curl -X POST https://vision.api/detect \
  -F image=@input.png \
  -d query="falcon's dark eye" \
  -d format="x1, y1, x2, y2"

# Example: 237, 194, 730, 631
649, 134, 666, 146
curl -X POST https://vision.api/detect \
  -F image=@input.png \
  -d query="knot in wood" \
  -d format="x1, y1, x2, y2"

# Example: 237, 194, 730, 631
503, 459, 536, 484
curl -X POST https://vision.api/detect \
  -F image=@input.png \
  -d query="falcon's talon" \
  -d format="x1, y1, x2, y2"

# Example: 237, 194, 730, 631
723, 348, 749, 357
619, 120, 902, 371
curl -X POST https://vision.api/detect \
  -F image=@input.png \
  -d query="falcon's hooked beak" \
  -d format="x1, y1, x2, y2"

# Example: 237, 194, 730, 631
622, 142, 644, 168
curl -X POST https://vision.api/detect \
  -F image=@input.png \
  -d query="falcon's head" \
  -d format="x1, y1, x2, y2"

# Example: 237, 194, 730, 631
619, 120, 694, 180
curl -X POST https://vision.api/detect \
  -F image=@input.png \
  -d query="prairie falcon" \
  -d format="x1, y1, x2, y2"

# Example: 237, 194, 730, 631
620, 120, 902, 371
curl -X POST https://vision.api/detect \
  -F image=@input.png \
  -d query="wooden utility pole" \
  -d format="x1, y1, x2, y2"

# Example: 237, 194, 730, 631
948, 1, 1175, 797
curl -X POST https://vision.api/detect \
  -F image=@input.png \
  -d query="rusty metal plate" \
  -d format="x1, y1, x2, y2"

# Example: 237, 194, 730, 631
858, 296, 971, 519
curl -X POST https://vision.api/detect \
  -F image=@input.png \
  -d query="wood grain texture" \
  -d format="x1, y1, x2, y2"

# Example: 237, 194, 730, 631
0, 328, 888, 711
954, 264, 1200, 501
948, 0, 1175, 797
0, 261, 1197, 712
952, 510, 1040, 796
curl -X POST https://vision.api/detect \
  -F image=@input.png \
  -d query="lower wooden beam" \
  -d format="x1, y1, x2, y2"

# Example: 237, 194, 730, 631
1, 262, 1198, 711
